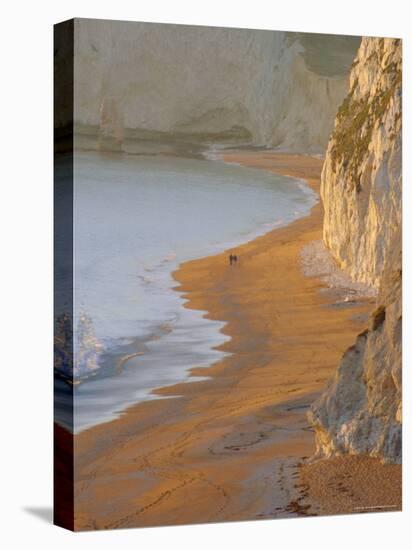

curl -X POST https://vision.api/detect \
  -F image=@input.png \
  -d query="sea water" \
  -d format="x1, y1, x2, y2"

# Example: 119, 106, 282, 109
55, 151, 317, 432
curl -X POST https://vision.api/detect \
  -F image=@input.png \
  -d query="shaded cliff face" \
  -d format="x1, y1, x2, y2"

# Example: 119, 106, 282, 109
309, 38, 402, 463
73, 19, 359, 153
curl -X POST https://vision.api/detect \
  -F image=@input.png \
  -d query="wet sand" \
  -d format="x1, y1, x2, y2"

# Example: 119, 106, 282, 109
72, 152, 382, 531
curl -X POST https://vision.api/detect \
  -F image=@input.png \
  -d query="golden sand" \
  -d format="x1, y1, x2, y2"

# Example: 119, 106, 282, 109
297, 455, 401, 516
72, 152, 398, 531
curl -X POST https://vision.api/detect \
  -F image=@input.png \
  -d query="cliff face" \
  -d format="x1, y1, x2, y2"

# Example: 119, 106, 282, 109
73, 19, 359, 153
321, 38, 402, 288
309, 38, 402, 463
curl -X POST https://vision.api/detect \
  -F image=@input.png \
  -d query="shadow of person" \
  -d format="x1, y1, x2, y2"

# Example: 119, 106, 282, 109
23, 506, 53, 524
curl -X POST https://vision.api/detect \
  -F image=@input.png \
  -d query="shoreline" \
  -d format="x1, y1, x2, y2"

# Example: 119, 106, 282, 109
72, 152, 384, 530
69, 151, 318, 435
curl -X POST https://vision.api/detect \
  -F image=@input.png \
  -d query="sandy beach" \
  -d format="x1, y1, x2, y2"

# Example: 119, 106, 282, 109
71, 152, 399, 531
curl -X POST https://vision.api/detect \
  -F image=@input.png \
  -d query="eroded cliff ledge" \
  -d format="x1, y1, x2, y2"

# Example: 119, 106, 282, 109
309, 37, 402, 463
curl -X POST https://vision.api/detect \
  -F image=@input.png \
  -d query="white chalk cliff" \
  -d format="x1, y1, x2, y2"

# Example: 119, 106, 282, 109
73, 20, 359, 153
309, 38, 402, 463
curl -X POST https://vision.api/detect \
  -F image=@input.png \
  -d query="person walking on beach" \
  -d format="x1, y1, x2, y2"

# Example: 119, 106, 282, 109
229, 254, 233, 265
233, 254, 238, 263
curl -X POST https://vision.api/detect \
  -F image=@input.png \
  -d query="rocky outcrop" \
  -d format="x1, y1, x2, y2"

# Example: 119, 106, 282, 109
309, 238, 401, 462
73, 19, 359, 153
309, 38, 402, 463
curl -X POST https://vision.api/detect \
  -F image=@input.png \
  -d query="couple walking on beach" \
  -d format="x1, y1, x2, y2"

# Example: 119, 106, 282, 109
229, 253, 238, 265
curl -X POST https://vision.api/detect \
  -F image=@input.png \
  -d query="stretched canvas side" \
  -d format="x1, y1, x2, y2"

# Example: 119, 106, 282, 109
54, 18, 75, 532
